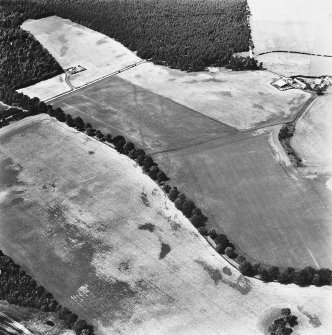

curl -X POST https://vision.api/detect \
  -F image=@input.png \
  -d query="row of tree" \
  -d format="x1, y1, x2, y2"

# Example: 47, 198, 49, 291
33, 0, 251, 72
278, 122, 303, 167
0, 250, 94, 335
201, 228, 332, 286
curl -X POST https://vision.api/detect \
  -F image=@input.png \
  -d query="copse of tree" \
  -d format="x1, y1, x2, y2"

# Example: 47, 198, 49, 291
268, 308, 298, 335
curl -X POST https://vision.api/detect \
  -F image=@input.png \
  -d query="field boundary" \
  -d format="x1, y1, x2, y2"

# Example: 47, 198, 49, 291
45, 59, 146, 103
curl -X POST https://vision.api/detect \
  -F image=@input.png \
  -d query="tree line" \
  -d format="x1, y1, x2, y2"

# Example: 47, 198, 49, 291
278, 122, 303, 167
0, 250, 94, 335
33, 0, 252, 72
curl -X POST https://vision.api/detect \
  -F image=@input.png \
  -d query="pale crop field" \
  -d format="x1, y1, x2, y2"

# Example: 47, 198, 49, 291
117, 63, 312, 129
1, 115, 332, 335
17, 74, 71, 101
248, 0, 332, 76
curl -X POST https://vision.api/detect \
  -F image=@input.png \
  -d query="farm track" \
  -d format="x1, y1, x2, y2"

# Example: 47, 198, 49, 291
46, 59, 147, 103
258, 50, 332, 58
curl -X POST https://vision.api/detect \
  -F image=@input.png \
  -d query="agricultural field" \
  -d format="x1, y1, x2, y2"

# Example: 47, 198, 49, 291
20, 17, 313, 130
17, 74, 70, 102
292, 87, 332, 188
153, 131, 332, 269
248, 0, 332, 76
1, 115, 332, 335
117, 63, 312, 129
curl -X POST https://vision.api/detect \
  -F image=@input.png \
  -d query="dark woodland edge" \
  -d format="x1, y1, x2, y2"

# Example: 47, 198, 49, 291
1, 94, 331, 288
0, 250, 94, 335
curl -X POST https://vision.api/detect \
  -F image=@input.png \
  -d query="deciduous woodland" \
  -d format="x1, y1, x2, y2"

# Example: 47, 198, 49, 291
33, 0, 251, 71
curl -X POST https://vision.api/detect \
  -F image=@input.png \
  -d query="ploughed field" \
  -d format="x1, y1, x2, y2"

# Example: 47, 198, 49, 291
1, 115, 332, 335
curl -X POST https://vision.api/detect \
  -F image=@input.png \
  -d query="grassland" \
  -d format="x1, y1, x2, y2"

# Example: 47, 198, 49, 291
1, 115, 332, 335
248, 0, 332, 76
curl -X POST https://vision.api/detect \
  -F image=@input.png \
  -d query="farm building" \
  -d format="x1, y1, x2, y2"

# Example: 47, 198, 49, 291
271, 78, 292, 91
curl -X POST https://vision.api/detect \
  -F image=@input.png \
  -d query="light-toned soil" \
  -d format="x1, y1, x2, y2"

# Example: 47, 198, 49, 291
21, 16, 141, 88
248, 0, 332, 55
0, 115, 332, 335
248, 0, 332, 76
292, 87, 332, 190
18, 74, 70, 101
256, 53, 332, 77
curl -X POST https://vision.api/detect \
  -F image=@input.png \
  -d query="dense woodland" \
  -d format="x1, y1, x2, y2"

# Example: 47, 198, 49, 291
0, 250, 94, 335
0, 0, 62, 91
33, 0, 252, 71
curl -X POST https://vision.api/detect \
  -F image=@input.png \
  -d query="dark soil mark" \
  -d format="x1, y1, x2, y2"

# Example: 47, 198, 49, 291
118, 260, 131, 272
88, 151, 94, 155
298, 307, 322, 327
138, 223, 155, 232
253, 103, 265, 111
228, 275, 251, 295
0, 158, 23, 188
223, 266, 232, 276
196, 260, 223, 285
140, 192, 149, 207
10, 197, 24, 206
196, 261, 251, 293
159, 242, 171, 259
